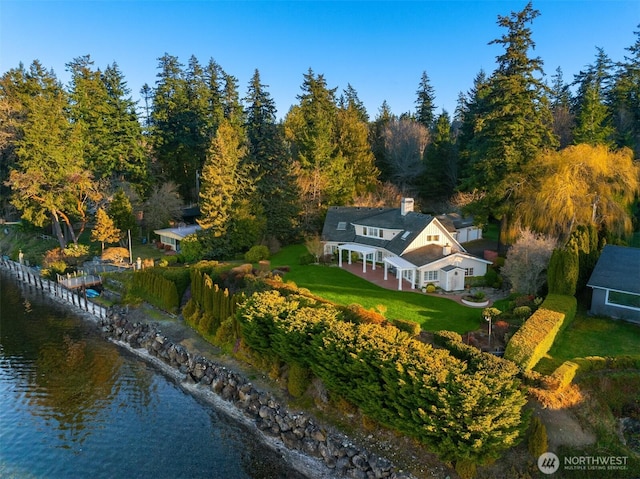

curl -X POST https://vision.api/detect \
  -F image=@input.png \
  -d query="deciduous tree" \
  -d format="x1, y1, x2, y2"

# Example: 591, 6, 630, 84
91, 207, 121, 252
518, 144, 639, 238
501, 228, 556, 295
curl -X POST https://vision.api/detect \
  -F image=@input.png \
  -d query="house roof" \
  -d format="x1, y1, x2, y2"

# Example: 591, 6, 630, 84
436, 213, 476, 231
154, 225, 201, 241
322, 206, 450, 256
587, 245, 640, 295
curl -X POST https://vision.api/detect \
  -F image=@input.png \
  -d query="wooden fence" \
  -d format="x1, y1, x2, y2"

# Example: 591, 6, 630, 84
0, 258, 109, 319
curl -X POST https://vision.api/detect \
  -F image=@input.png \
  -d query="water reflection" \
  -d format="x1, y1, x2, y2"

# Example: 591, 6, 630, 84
0, 273, 307, 479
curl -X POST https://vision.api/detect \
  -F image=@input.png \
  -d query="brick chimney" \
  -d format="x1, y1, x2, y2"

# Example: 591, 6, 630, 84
401, 198, 414, 216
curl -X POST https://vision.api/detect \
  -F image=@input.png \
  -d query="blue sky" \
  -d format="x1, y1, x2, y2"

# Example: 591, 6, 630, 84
1, 1, 638, 119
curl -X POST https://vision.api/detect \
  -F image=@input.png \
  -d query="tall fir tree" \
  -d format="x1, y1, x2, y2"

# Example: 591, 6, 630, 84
464, 2, 556, 247
572, 47, 615, 147
455, 70, 490, 187
421, 111, 457, 200
415, 71, 437, 129
244, 69, 300, 244
610, 26, 640, 155
285, 69, 339, 231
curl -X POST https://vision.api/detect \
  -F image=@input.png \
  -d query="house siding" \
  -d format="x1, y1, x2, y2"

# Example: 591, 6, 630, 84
590, 288, 640, 323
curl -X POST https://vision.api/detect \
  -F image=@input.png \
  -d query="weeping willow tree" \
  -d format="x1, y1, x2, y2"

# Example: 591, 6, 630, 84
518, 144, 639, 239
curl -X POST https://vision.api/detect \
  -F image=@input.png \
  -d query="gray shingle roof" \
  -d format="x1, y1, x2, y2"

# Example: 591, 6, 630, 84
587, 245, 640, 295
322, 206, 439, 256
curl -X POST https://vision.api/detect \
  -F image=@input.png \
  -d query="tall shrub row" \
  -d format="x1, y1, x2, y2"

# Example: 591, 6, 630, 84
131, 270, 179, 313
237, 290, 528, 466
185, 268, 243, 336
504, 294, 577, 371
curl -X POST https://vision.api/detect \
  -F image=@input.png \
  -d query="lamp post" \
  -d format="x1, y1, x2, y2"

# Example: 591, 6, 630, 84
485, 313, 492, 350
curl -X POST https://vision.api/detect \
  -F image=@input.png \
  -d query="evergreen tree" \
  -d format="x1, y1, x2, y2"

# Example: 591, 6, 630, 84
285, 69, 338, 231
197, 119, 249, 236
334, 101, 379, 200
549, 67, 574, 147
421, 110, 457, 199
463, 2, 557, 248
610, 26, 640, 155
108, 189, 137, 247
341, 83, 369, 123
572, 48, 615, 147
0, 63, 31, 214
8, 62, 100, 248
244, 70, 300, 244
455, 70, 490, 187
415, 70, 437, 129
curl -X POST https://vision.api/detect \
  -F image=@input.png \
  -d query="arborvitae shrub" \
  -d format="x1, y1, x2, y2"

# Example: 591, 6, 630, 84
214, 317, 237, 349
244, 245, 270, 263
287, 363, 311, 398
528, 416, 548, 458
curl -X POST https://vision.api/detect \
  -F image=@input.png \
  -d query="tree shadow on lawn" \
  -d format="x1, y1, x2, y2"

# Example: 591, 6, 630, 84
286, 267, 482, 334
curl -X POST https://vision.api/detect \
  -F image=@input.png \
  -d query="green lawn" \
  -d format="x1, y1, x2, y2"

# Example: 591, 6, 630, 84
535, 313, 640, 374
270, 245, 482, 333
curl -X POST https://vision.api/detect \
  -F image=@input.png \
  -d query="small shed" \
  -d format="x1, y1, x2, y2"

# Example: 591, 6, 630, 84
154, 225, 201, 252
440, 264, 465, 292
587, 245, 640, 323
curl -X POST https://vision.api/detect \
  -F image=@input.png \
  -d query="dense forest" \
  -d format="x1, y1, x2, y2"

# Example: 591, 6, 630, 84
1, 2, 638, 260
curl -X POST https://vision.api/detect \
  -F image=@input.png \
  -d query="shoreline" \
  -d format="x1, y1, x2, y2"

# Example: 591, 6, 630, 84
1, 262, 412, 479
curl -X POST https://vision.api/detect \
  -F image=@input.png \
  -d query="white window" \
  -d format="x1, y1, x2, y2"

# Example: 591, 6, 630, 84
426, 234, 440, 242
423, 270, 439, 282
363, 226, 383, 238
464, 267, 474, 276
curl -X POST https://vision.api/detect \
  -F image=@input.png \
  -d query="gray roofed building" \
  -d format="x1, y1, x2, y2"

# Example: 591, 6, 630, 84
587, 245, 640, 322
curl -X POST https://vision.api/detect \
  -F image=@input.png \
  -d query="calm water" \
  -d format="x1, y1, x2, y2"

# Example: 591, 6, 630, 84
0, 272, 305, 479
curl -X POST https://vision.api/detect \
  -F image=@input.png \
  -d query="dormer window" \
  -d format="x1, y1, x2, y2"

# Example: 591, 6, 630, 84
337, 221, 347, 231
363, 226, 383, 238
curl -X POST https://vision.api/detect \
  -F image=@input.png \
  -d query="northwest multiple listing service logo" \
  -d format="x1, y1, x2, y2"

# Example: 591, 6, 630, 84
538, 452, 628, 475
538, 452, 560, 474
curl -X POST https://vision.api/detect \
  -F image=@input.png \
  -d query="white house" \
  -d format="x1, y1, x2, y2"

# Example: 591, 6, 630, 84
154, 224, 201, 252
321, 198, 492, 291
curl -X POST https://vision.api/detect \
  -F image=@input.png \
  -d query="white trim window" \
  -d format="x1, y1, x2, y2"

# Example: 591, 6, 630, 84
426, 234, 440, 242
424, 270, 439, 282
464, 267, 474, 276
363, 226, 384, 238
606, 289, 640, 311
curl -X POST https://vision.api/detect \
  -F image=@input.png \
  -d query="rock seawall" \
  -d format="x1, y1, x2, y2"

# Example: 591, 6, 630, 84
99, 311, 412, 479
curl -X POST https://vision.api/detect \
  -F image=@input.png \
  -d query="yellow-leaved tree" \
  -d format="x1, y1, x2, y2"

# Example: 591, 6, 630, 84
518, 144, 640, 239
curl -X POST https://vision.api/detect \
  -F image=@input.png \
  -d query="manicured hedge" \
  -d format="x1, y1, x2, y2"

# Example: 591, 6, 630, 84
550, 361, 579, 389
504, 294, 577, 371
238, 290, 528, 465
131, 270, 180, 313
